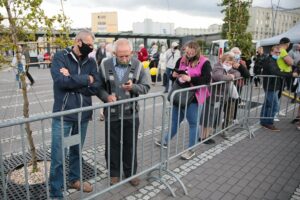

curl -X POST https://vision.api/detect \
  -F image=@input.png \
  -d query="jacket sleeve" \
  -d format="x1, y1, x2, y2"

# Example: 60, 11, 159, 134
131, 63, 151, 95
237, 62, 250, 78
190, 61, 212, 85
50, 52, 90, 89
77, 60, 101, 96
170, 58, 181, 81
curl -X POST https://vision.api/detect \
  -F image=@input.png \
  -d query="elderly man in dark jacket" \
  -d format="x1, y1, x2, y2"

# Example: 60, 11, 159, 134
49, 30, 100, 199
260, 45, 297, 131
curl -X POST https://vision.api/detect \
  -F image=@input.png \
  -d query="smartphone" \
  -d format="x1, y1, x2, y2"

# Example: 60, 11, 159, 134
175, 70, 187, 75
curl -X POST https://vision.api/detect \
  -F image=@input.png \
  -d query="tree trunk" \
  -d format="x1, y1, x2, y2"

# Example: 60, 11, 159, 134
20, 74, 38, 172
4, 0, 38, 173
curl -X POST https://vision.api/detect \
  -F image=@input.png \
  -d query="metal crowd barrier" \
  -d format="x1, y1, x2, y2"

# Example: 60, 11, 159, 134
163, 77, 250, 168
244, 75, 299, 137
0, 93, 180, 199
1, 75, 299, 199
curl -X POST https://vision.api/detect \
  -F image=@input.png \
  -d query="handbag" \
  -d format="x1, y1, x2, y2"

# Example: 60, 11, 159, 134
167, 79, 195, 107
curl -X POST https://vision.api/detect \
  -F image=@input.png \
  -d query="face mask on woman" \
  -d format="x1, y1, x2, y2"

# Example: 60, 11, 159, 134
187, 55, 197, 62
223, 63, 232, 71
234, 54, 240, 60
272, 55, 279, 60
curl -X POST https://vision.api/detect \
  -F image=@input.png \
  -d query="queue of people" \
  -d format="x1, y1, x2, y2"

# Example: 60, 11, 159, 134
47, 30, 299, 199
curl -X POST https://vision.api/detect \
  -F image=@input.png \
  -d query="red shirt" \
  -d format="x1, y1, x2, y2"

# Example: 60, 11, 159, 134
138, 48, 148, 62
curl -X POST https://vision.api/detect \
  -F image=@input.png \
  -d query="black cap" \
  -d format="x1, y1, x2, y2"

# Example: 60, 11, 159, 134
279, 37, 290, 44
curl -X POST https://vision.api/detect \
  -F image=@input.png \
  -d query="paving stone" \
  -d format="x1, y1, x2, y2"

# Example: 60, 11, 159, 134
197, 181, 210, 190
233, 171, 246, 179
206, 175, 218, 183
215, 176, 228, 185
259, 182, 271, 191
227, 177, 239, 185
218, 183, 232, 193
248, 179, 261, 189
252, 188, 266, 199
234, 193, 250, 200
198, 189, 211, 199
209, 190, 224, 200
283, 185, 298, 193
277, 190, 291, 200
264, 190, 277, 200
229, 185, 243, 195
265, 175, 277, 184
241, 186, 256, 197
270, 183, 283, 192
244, 172, 257, 181
206, 182, 220, 192
234, 179, 248, 188
221, 192, 236, 200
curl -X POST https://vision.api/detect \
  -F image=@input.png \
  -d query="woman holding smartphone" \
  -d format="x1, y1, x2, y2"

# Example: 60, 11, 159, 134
155, 41, 212, 160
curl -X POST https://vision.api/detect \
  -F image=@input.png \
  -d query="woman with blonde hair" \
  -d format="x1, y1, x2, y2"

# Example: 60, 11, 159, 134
156, 41, 211, 160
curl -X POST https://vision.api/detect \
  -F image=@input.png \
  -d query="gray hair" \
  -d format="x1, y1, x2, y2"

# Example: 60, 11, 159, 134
113, 38, 133, 52
75, 30, 95, 41
230, 47, 241, 55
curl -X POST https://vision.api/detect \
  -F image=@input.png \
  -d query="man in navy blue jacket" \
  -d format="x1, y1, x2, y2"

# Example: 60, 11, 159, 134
49, 30, 100, 199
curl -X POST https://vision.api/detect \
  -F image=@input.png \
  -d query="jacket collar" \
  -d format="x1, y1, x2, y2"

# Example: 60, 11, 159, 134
64, 47, 89, 65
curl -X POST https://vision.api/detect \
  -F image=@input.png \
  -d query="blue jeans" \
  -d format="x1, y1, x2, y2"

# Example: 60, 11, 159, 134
49, 118, 88, 198
163, 103, 203, 148
260, 90, 279, 125
164, 68, 172, 92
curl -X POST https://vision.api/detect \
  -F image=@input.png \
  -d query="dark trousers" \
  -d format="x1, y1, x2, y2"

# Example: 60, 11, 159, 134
223, 98, 238, 128
26, 70, 34, 84
105, 117, 139, 178
253, 76, 260, 87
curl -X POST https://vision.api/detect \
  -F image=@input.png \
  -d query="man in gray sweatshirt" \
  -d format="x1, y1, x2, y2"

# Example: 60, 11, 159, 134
97, 39, 150, 186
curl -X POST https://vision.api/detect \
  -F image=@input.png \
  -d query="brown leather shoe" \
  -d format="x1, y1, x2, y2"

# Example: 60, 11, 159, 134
110, 177, 120, 185
261, 124, 280, 132
129, 178, 140, 186
70, 180, 93, 193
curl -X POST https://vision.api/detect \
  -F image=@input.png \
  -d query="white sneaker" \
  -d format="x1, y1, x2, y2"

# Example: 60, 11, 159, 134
233, 119, 239, 124
274, 115, 280, 122
278, 111, 286, 117
239, 101, 246, 106
181, 150, 195, 160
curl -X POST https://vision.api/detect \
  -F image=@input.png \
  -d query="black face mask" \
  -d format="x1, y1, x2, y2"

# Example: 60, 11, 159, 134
78, 39, 93, 58
187, 56, 197, 62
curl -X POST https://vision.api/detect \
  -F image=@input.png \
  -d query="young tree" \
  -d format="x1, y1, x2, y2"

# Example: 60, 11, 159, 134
220, 0, 254, 59
0, 0, 72, 172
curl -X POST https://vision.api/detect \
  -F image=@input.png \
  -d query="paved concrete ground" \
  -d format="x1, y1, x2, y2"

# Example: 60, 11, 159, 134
82, 119, 299, 200
1, 67, 300, 200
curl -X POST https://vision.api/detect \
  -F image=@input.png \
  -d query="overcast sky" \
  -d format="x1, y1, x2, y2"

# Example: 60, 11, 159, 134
38, 0, 300, 30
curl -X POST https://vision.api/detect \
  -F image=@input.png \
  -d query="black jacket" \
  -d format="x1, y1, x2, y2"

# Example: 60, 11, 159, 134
262, 55, 292, 91
96, 47, 106, 66
254, 53, 267, 75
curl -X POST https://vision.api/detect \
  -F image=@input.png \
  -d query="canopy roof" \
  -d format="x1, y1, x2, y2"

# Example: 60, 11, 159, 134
259, 22, 300, 46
